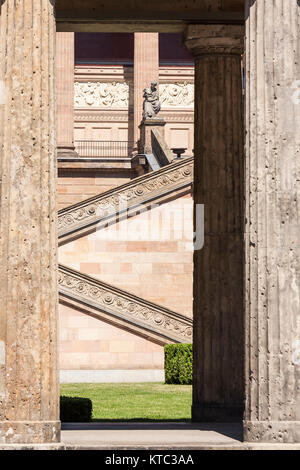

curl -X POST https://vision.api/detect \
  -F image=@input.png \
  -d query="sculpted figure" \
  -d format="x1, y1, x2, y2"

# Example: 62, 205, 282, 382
142, 81, 161, 119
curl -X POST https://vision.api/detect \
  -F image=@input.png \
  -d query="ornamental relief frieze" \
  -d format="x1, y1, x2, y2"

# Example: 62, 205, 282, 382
74, 81, 194, 110
58, 266, 193, 342
160, 82, 194, 109
74, 81, 129, 108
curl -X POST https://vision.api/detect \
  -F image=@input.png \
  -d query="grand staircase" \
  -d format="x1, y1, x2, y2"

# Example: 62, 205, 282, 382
59, 153, 194, 345
58, 156, 193, 245
59, 264, 192, 345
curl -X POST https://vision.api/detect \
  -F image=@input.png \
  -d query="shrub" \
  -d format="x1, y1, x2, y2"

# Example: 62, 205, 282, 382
60, 396, 92, 422
164, 343, 193, 385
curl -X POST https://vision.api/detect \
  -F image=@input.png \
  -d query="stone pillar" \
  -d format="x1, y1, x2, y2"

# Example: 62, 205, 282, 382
138, 118, 166, 154
134, 33, 159, 147
185, 25, 245, 421
56, 32, 77, 157
0, 1, 60, 443
244, 0, 300, 443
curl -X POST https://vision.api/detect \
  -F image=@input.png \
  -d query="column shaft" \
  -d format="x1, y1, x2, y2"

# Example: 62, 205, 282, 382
0, 0, 60, 443
244, 0, 300, 442
185, 25, 245, 421
56, 32, 77, 157
134, 33, 159, 146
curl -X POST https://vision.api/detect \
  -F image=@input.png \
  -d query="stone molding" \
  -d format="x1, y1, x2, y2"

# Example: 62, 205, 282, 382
74, 111, 194, 123
185, 24, 245, 56
58, 157, 193, 242
75, 112, 129, 122
58, 265, 193, 344
160, 112, 194, 122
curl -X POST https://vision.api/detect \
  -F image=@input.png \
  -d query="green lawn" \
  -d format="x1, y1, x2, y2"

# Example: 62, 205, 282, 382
60, 383, 192, 422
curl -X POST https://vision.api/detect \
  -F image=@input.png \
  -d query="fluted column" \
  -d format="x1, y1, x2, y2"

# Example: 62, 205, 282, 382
134, 33, 159, 146
244, 0, 300, 443
185, 25, 245, 421
56, 32, 77, 157
0, 1, 60, 443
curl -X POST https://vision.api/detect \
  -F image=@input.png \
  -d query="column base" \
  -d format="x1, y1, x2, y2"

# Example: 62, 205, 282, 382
192, 404, 243, 422
0, 420, 61, 444
57, 147, 78, 158
243, 421, 300, 443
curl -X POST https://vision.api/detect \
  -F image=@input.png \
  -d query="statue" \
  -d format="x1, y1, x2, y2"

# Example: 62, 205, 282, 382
142, 81, 161, 119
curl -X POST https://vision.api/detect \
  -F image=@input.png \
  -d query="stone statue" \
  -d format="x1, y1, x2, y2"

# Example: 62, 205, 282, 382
142, 81, 161, 119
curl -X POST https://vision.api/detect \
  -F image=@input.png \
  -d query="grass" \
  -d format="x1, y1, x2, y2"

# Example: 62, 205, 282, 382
60, 382, 192, 422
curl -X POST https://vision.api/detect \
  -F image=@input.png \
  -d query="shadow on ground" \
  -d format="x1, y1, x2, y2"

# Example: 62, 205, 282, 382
61, 421, 243, 442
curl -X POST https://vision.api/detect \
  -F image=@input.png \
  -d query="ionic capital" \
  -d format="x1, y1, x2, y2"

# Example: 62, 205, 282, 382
184, 24, 244, 56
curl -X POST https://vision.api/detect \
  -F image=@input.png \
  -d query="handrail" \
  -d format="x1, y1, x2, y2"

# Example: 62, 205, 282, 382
74, 140, 135, 158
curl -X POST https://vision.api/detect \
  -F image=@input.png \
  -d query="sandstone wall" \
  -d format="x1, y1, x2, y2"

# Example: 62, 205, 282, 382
59, 194, 193, 380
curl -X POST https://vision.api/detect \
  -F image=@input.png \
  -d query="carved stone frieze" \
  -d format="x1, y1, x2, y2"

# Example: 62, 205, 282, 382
74, 81, 195, 110
58, 265, 193, 343
160, 82, 194, 109
74, 81, 129, 108
58, 157, 193, 239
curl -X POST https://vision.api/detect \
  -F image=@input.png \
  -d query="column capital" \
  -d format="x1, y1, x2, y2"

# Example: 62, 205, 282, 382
184, 24, 244, 56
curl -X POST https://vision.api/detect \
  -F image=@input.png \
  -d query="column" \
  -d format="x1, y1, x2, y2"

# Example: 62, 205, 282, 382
185, 25, 245, 421
134, 33, 159, 147
0, 1, 60, 443
244, 0, 300, 443
56, 32, 77, 157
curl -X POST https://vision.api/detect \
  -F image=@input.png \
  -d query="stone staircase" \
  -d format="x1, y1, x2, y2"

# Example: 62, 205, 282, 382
58, 156, 193, 245
58, 153, 193, 344
59, 264, 193, 345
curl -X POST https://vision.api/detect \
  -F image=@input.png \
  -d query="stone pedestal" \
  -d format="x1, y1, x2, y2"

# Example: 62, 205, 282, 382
56, 32, 77, 157
138, 119, 166, 154
134, 33, 159, 147
185, 25, 245, 422
0, 1, 60, 443
244, 0, 300, 443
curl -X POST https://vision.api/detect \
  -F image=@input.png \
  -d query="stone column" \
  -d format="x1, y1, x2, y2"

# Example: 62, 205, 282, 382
0, 1, 60, 443
185, 25, 245, 421
56, 32, 77, 157
134, 33, 159, 147
244, 0, 300, 443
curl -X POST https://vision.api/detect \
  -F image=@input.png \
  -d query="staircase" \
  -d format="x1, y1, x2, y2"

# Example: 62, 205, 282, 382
58, 151, 194, 344
59, 264, 193, 345
58, 156, 193, 245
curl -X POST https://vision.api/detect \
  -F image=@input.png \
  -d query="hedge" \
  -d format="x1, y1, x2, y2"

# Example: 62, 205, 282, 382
164, 343, 193, 385
60, 396, 92, 422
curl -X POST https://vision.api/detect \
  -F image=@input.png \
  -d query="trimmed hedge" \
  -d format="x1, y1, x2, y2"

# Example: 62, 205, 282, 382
164, 343, 193, 385
60, 396, 92, 422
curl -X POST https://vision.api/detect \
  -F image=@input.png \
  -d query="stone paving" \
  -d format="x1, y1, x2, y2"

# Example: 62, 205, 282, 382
1, 423, 300, 450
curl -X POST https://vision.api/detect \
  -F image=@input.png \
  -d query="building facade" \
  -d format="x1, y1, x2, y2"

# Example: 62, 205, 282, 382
58, 32, 194, 383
